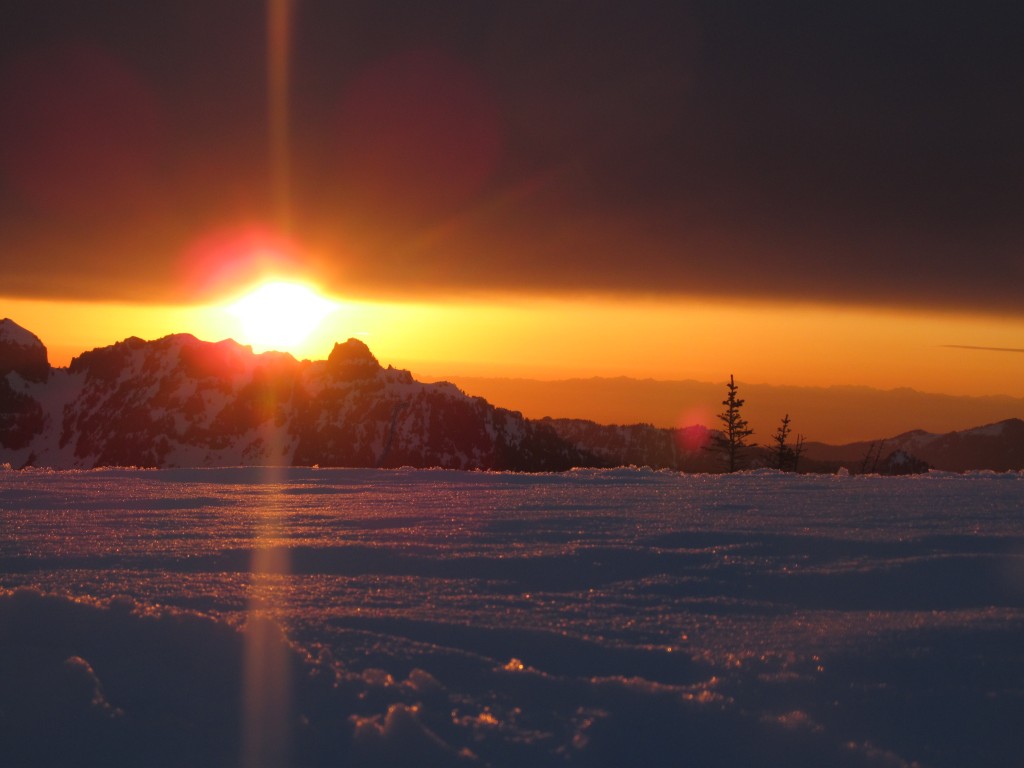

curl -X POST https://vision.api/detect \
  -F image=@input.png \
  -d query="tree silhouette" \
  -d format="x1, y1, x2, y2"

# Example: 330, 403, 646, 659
768, 414, 807, 472
859, 440, 885, 474
791, 433, 806, 473
711, 375, 754, 472
769, 414, 794, 471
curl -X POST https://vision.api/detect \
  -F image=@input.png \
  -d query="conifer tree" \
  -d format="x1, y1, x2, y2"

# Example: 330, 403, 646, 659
792, 433, 806, 473
712, 374, 754, 472
769, 414, 794, 470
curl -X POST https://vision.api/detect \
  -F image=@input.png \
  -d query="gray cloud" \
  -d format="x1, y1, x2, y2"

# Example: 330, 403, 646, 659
1, 1, 1023, 315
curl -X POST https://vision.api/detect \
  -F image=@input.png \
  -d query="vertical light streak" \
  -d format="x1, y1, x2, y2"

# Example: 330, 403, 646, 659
241, 471, 294, 768
243, 5, 297, 750
267, 0, 294, 232
241, 572, 292, 768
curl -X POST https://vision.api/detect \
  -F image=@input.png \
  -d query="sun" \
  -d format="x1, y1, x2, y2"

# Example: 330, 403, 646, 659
226, 280, 339, 354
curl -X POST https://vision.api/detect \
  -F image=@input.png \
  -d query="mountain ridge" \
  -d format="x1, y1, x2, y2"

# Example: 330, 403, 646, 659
0, 319, 593, 471
2, 319, 1022, 472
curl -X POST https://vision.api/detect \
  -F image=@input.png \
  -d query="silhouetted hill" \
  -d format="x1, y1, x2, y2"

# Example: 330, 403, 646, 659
800, 419, 1024, 473
0, 321, 593, 471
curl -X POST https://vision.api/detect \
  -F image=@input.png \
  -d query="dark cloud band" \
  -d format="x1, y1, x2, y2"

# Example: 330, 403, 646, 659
2, 2, 1023, 314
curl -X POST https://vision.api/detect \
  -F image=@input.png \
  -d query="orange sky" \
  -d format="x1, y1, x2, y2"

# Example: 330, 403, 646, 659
4, 2, 1024, 433
4, 289, 1023, 402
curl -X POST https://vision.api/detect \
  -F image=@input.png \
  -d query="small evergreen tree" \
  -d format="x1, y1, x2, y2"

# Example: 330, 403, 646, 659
791, 433, 805, 473
859, 440, 885, 474
769, 414, 794, 471
711, 374, 754, 472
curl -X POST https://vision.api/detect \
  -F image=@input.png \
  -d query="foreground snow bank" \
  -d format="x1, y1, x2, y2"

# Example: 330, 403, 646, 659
5, 588, 946, 768
1, 469, 1022, 767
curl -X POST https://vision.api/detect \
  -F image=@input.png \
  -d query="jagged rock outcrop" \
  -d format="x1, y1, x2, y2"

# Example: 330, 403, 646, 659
0, 319, 48, 452
326, 338, 382, 381
0, 325, 594, 471
0, 318, 49, 383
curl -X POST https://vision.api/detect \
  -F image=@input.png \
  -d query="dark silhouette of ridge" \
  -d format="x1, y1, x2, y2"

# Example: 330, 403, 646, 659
1, 319, 1021, 472
0, 320, 594, 471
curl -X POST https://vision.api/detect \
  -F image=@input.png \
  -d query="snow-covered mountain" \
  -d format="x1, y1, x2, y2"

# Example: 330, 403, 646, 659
0, 319, 593, 471
800, 419, 1024, 473
0, 319, 48, 454
3, 318, 1021, 472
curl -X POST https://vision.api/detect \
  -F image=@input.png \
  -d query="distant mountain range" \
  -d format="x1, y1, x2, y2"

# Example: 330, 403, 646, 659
0, 319, 590, 471
430, 374, 1024, 446
543, 416, 1024, 474
799, 421, 1024, 473
2, 318, 1022, 472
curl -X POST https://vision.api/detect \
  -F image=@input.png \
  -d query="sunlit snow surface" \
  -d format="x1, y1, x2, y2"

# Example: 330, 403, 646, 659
2, 467, 1023, 767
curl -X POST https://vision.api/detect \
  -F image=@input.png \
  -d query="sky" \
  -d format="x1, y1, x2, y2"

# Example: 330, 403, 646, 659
1, 1, 1023, 401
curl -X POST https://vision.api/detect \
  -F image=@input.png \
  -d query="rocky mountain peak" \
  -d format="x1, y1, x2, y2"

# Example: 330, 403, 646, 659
0, 318, 49, 382
327, 338, 381, 380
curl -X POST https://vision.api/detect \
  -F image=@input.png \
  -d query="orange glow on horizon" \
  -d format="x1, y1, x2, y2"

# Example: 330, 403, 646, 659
3, 292, 1023, 410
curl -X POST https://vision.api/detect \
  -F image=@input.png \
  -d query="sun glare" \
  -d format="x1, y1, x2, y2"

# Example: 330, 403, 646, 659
227, 281, 339, 354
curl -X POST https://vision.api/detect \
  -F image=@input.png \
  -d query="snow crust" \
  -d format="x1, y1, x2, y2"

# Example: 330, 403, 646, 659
1, 469, 1022, 767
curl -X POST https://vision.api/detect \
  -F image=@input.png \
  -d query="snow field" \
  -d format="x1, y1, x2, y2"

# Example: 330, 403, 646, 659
1, 468, 1022, 767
